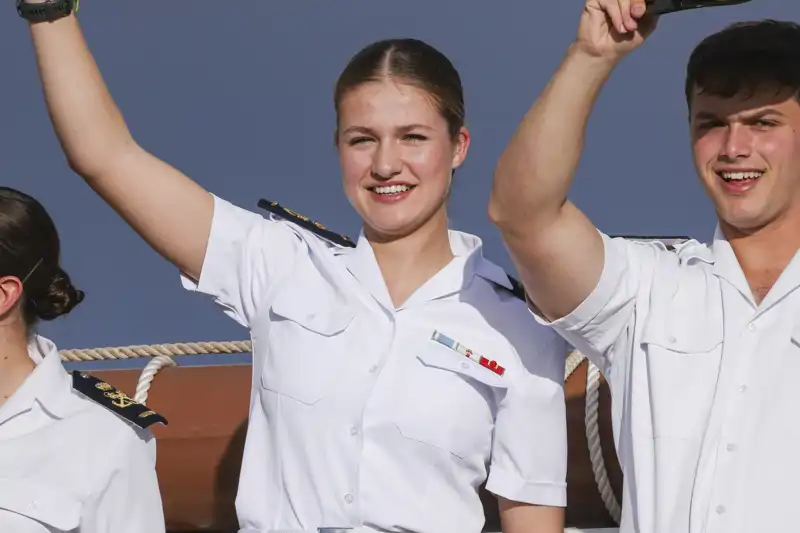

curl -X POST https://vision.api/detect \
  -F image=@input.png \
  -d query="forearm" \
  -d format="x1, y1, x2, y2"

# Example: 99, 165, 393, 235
25, 10, 214, 278
499, 498, 564, 533
489, 46, 617, 234
29, 14, 135, 177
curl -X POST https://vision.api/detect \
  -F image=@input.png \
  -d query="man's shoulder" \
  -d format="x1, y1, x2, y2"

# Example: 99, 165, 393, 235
611, 235, 714, 266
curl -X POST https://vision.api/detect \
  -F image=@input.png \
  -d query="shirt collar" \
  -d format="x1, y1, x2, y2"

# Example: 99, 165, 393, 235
449, 230, 514, 290
341, 229, 513, 309
23, 336, 77, 419
709, 224, 800, 310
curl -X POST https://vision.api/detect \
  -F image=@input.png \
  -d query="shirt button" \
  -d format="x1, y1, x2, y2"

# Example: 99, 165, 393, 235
668, 335, 677, 344
344, 494, 354, 504
739, 385, 748, 393
726, 443, 737, 452
368, 365, 378, 373
349, 426, 359, 436
715, 505, 726, 515
748, 322, 756, 332
28, 501, 37, 510
461, 362, 469, 370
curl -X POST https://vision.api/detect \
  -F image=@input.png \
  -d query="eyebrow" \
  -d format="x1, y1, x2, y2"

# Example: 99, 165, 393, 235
340, 124, 435, 136
693, 108, 787, 122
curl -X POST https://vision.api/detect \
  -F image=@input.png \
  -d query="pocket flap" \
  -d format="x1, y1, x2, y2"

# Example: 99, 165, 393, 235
420, 331, 509, 389
270, 271, 354, 335
0, 478, 80, 530
640, 311, 722, 353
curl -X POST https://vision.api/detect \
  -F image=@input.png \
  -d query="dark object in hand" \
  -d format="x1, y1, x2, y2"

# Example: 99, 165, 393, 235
647, 0, 752, 16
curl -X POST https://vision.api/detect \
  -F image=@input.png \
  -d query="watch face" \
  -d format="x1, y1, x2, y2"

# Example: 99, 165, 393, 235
647, 0, 753, 16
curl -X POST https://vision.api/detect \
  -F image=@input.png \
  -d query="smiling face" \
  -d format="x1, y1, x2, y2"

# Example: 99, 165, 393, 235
336, 79, 469, 241
690, 87, 800, 235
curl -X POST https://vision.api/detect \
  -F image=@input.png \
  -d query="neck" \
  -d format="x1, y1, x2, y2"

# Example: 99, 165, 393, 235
722, 212, 800, 303
0, 324, 35, 409
367, 209, 454, 307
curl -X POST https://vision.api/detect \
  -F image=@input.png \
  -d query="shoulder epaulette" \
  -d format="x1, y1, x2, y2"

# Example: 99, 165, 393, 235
71, 371, 168, 430
257, 198, 356, 248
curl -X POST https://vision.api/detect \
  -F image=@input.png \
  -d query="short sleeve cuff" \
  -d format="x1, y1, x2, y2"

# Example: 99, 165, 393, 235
179, 194, 262, 298
485, 468, 567, 507
531, 233, 625, 335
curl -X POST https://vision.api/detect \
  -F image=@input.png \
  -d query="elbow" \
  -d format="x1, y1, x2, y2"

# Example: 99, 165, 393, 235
66, 153, 106, 181
488, 187, 514, 233
487, 186, 505, 228
65, 137, 138, 180
488, 161, 514, 230
488, 166, 528, 234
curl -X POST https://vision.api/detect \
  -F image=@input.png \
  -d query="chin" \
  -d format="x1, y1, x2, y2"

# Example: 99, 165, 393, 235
717, 206, 775, 234
363, 219, 421, 240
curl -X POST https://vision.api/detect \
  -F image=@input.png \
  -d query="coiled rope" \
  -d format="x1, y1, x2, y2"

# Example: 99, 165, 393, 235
63, 342, 620, 524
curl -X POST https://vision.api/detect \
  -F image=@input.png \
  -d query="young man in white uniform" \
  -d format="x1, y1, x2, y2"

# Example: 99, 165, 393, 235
489, 1, 800, 532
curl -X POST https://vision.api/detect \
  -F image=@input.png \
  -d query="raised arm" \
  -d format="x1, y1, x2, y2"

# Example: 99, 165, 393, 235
25, 9, 212, 280
488, 0, 657, 321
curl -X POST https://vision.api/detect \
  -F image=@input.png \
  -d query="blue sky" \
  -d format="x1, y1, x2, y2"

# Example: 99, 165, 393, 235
1, 0, 796, 368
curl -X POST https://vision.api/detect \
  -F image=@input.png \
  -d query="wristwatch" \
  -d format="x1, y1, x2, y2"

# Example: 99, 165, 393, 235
16, 0, 77, 22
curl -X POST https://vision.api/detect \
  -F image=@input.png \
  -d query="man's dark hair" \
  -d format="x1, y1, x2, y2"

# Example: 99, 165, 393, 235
685, 19, 800, 108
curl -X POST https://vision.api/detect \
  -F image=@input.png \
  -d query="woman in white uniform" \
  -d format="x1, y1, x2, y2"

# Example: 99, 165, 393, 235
0, 187, 166, 533
20, 3, 567, 532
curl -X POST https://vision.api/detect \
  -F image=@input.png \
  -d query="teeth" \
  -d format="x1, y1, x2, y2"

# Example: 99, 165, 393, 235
373, 184, 412, 195
720, 171, 764, 181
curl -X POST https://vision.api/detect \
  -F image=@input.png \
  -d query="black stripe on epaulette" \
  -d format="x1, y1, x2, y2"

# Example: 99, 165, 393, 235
505, 275, 527, 301
71, 371, 168, 430
257, 199, 356, 249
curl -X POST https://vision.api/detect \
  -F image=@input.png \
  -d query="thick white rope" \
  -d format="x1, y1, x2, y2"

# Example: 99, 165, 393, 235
564, 350, 586, 380
584, 359, 622, 524
134, 355, 178, 404
59, 340, 252, 362
67, 341, 620, 523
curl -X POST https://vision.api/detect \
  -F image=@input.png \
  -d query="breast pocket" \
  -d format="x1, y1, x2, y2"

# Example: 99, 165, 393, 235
0, 479, 80, 532
641, 314, 723, 440
392, 334, 510, 460
260, 269, 357, 405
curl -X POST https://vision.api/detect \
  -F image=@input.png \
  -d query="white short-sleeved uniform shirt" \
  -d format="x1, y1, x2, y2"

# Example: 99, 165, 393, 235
181, 196, 568, 533
534, 229, 800, 533
0, 335, 165, 533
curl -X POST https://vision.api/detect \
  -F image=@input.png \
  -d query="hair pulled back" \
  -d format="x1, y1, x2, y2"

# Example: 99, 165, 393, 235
0, 187, 83, 325
334, 38, 465, 139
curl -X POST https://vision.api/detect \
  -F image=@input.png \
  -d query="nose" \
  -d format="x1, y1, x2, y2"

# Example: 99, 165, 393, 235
371, 141, 402, 180
719, 123, 753, 161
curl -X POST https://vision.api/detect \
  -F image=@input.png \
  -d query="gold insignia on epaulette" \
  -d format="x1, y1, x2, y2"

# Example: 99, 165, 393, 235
257, 198, 357, 249
71, 371, 168, 429
104, 390, 137, 409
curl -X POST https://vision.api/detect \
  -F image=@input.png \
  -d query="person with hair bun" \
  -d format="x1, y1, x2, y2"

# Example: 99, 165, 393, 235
20, 4, 567, 533
0, 187, 166, 533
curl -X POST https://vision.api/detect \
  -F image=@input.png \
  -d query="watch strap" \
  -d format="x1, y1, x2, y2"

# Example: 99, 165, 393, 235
16, 0, 77, 22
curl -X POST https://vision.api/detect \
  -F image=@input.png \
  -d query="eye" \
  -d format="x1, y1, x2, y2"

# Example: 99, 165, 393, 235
403, 133, 428, 142
753, 119, 778, 130
696, 120, 724, 131
347, 136, 374, 146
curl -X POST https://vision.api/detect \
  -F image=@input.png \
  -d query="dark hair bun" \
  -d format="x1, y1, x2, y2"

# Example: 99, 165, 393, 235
33, 267, 85, 321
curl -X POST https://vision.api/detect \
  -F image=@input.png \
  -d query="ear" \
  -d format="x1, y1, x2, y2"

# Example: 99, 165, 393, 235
451, 126, 471, 170
0, 276, 24, 318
